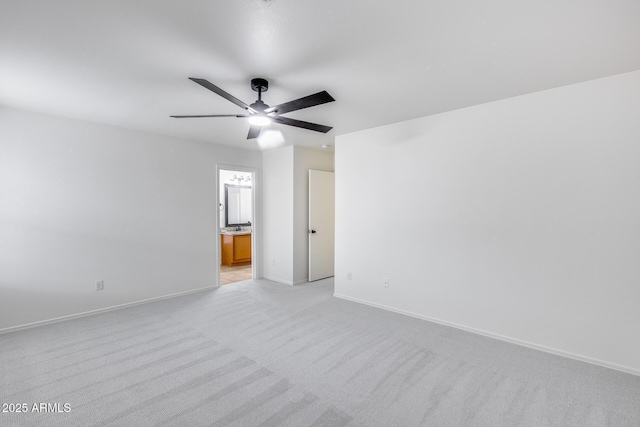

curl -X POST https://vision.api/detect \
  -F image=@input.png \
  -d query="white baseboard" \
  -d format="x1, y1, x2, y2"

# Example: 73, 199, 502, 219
261, 276, 307, 286
0, 285, 219, 335
262, 275, 294, 286
333, 293, 640, 377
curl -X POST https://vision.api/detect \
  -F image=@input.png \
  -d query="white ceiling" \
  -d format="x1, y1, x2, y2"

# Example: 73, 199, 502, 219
2, 0, 639, 151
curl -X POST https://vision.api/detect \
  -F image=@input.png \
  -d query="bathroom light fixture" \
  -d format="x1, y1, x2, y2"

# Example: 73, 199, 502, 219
229, 174, 251, 183
248, 115, 271, 127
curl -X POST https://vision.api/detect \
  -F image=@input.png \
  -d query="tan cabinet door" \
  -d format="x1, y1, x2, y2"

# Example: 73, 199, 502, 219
234, 234, 252, 262
221, 234, 252, 266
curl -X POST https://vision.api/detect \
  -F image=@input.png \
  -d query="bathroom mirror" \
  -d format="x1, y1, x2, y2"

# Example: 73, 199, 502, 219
225, 184, 252, 227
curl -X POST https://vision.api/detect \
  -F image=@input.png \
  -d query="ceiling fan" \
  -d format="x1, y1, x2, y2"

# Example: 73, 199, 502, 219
171, 78, 335, 139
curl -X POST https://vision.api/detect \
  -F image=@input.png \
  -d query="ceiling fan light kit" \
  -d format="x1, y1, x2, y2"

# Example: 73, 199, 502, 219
171, 77, 335, 140
247, 115, 271, 126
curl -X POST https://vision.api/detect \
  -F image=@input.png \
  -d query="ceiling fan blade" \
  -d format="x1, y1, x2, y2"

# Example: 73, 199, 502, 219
247, 125, 262, 139
272, 116, 332, 133
189, 78, 257, 114
264, 91, 335, 115
170, 114, 249, 118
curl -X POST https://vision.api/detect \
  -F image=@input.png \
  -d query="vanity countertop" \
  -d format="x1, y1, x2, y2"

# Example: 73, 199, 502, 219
221, 230, 252, 236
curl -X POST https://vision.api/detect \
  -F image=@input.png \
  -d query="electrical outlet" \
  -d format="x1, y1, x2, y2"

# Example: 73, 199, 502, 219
347, 272, 352, 280
96, 280, 104, 291
383, 278, 389, 288
272, 258, 276, 266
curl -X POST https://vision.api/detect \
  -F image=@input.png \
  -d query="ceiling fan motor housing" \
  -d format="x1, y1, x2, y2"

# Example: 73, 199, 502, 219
250, 100, 269, 112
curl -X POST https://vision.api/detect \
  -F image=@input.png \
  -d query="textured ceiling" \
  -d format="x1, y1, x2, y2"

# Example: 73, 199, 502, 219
1, 0, 639, 150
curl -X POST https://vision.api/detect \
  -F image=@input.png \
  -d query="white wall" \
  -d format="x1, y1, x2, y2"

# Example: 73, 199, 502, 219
293, 147, 334, 284
0, 107, 262, 331
262, 145, 333, 285
335, 71, 640, 375
262, 146, 294, 283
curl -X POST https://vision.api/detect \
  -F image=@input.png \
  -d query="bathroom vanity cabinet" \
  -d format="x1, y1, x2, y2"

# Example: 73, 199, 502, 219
221, 233, 252, 266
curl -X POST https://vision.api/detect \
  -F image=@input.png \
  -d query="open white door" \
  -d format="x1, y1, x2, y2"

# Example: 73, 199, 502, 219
309, 170, 335, 281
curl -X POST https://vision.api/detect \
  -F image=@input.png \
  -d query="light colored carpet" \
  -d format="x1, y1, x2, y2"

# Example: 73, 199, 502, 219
1, 278, 639, 426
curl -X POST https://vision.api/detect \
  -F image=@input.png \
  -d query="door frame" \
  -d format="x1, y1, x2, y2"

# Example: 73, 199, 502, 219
216, 164, 259, 287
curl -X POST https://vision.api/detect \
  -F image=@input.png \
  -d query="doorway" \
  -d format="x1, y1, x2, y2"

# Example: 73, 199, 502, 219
218, 166, 257, 286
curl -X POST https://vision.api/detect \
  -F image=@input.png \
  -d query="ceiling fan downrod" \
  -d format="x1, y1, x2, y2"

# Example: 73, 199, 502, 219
251, 78, 268, 101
